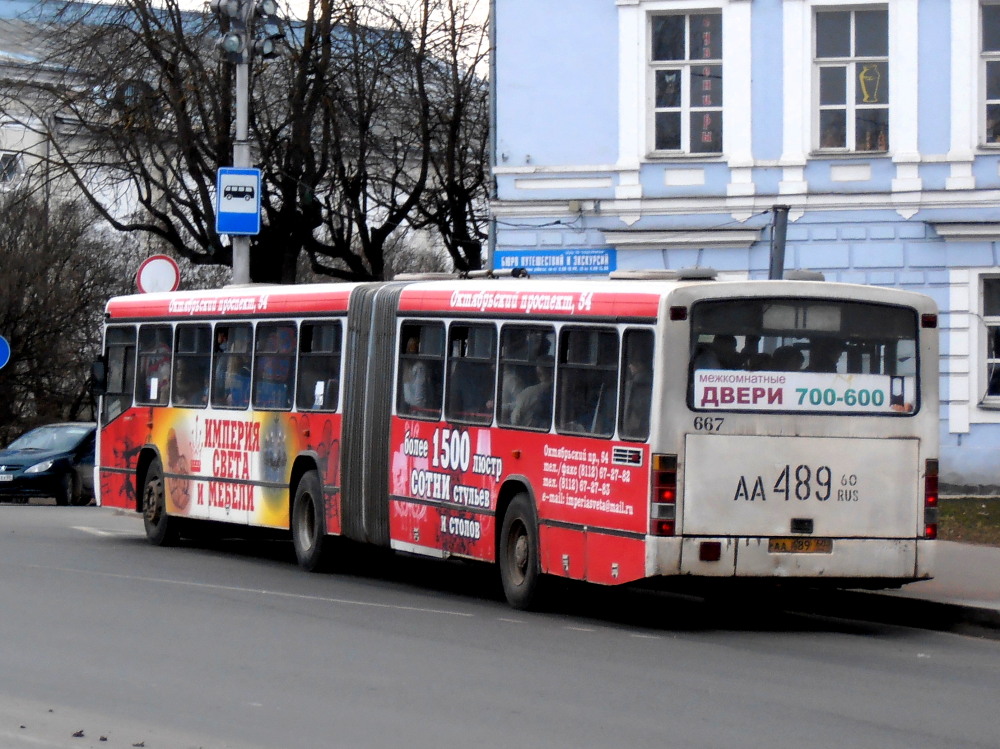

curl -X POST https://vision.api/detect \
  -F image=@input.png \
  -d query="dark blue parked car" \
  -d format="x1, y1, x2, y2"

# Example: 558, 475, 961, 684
0, 423, 96, 506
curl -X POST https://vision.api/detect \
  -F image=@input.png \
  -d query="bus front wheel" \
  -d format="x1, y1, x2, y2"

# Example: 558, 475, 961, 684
142, 459, 178, 546
292, 470, 329, 572
499, 493, 542, 610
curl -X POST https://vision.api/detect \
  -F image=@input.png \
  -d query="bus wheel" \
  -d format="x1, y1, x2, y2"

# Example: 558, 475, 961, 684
292, 470, 329, 572
142, 459, 178, 546
499, 493, 541, 610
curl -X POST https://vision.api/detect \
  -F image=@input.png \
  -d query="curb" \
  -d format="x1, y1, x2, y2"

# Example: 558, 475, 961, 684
796, 589, 1000, 640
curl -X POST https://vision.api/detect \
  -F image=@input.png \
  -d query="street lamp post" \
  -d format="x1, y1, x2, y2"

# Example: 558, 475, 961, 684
210, 0, 284, 285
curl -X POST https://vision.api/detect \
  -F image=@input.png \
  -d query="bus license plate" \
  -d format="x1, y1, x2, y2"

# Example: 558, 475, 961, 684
768, 537, 833, 554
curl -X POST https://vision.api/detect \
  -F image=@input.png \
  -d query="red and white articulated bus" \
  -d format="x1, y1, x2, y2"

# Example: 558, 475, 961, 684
93, 271, 939, 608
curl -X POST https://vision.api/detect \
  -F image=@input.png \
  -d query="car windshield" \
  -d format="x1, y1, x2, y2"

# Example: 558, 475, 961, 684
7, 425, 91, 452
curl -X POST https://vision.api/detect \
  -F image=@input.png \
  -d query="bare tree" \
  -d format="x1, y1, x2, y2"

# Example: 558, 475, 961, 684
2, 0, 488, 283
411, 0, 489, 272
0, 188, 143, 444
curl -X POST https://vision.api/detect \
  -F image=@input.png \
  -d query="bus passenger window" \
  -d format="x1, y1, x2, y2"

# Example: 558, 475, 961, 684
397, 322, 445, 419
253, 323, 297, 410
172, 324, 211, 407
620, 330, 654, 441
297, 321, 342, 411
136, 325, 173, 405
445, 324, 497, 425
498, 325, 555, 431
556, 327, 619, 438
102, 326, 136, 423
212, 323, 252, 409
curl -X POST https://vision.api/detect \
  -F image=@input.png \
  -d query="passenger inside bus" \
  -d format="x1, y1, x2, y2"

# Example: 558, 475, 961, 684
772, 345, 804, 372
511, 356, 554, 429
401, 335, 432, 411
806, 338, 845, 373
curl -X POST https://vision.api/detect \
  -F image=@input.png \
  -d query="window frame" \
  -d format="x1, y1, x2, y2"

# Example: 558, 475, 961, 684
101, 325, 136, 424
135, 324, 174, 406
982, 277, 1000, 403
648, 10, 724, 156
172, 324, 211, 409
296, 319, 343, 412
497, 324, 557, 432
0, 152, 22, 185
445, 322, 498, 426
813, 6, 890, 154
252, 322, 298, 412
396, 321, 446, 420
982, 3, 1000, 146
555, 326, 620, 439
211, 323, 253, 410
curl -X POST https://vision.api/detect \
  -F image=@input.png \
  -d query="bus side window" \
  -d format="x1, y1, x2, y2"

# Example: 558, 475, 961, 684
172, 324, 211, 408
253, 323, 297, 410
556, 327, 619, 438
619, 329, 654, 441
397, 322, 445, 419
136, 325, 173, 406
297, 320, 342, 411
102, 326, 136, 423
212, 323, 252, 409
445, 324, 497, 425
498, 325, 556, 431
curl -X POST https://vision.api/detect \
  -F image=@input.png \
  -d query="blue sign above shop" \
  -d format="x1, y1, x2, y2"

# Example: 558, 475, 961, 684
494, 248, 617, 276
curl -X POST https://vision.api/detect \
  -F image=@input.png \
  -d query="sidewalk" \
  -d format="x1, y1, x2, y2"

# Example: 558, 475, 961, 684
844, 541, 1000, 638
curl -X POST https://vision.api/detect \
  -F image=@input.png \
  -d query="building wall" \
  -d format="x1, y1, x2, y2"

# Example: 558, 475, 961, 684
492, 0, 1000, 490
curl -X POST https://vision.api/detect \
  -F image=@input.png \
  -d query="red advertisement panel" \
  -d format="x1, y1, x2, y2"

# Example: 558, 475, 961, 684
99, 407, 343, 534
388, 418, 650, 583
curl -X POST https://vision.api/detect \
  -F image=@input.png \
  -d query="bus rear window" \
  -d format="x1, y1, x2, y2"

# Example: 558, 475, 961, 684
689, 298, 919, 415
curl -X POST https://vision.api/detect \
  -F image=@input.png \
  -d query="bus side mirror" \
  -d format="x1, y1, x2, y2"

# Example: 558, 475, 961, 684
90, 359, 107, 396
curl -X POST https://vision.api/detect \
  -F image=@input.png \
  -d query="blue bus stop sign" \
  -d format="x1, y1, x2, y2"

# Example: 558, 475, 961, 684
215, 168, 262, 236
0, 336, 10, 370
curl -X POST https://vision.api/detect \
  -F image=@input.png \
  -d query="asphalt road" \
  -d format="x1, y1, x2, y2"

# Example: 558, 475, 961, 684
1, 504, 998, 749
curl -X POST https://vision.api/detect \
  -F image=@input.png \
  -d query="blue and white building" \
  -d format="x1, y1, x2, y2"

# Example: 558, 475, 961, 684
491, 0, 1000, 491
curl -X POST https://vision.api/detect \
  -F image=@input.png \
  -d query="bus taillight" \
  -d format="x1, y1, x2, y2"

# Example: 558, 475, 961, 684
924, 459, 939, 539
651, 454, 677, 536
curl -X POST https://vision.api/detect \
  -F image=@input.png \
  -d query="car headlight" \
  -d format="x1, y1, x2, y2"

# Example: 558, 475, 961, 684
25, 460, 55, 474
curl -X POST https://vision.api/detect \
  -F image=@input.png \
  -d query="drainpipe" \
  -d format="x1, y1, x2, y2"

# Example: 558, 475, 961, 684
768, 204, 790, 280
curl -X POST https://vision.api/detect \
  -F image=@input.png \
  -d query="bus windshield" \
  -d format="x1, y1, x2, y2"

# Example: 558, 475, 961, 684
689, 298, 919, 415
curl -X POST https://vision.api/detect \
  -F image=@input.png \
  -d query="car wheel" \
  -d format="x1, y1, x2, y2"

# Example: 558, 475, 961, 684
55, 472, 80, 506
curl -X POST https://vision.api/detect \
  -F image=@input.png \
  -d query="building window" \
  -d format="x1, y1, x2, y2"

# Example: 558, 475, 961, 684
984, 4, 1000, 144
984, 279, 1000, 398
0, 152, 21, 183
815, 7, 889, 152
649, 12, 723, 154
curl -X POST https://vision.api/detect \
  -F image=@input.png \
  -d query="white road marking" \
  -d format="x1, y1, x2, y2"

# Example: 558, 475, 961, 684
71, 526, 143, 538
25, 564, 475, 618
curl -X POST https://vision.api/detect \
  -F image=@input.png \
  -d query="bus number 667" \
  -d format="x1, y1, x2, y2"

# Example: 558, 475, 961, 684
693, 417, 725, 432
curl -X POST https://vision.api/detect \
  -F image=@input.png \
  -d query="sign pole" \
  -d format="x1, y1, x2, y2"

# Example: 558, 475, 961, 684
232, 52, 252, 284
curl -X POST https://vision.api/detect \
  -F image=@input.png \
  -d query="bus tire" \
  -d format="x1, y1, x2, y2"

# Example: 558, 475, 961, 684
499, 493, 542, 610
142, 459, 178, 546
292, 470, 329, 572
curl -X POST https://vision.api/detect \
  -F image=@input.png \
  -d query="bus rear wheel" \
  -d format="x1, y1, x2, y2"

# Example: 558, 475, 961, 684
292, 470, 330, 572
143, 459, 178, 546
499, 493, 542, 610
